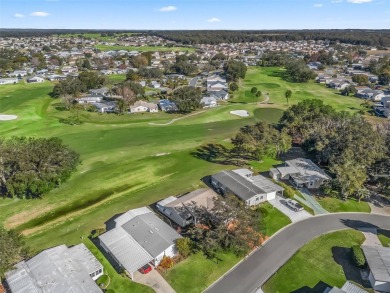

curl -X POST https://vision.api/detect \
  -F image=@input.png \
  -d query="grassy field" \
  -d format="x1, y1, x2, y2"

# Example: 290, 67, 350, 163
95, 44, 195, 52
315, 196, 371, 213
0, 82, 276, 253
164, 252, 240, 293
233, 67, 364, 113
107, 74, 126, 83
378, 230, 390, 247
258, 202, 292, 236
263, 230, 366, 293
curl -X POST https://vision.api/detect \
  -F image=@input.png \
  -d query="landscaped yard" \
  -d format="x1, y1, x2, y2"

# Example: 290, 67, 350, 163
95, 44, 195, 52
233, 67, 364, 113
315, 196, 371, 213
258, 202, 292, 236
164, 252, 241, 293
378, 230, 390, 247
107, 73, 126, 83
262, 230, 366, 293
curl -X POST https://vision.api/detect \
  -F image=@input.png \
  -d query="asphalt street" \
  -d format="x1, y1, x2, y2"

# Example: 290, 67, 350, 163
205, 213, 390, 293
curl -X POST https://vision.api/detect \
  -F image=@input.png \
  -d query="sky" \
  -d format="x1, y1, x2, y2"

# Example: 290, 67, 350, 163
1, 0, 389, 30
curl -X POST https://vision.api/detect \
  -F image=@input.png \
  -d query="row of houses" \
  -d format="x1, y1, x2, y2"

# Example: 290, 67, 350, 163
4, 157, 390, 292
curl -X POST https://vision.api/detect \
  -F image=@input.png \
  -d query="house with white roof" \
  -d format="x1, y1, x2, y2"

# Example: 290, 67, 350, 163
99, 207, 181, 280
269, 158, 331, 189
5, 243, 103, 293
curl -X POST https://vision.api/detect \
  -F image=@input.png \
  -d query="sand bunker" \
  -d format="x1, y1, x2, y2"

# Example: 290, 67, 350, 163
0, 115, 17, 121
230, 110, 249, 117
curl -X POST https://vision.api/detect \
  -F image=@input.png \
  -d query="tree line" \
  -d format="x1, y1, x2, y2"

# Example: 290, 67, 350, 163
150, 30, 390, 47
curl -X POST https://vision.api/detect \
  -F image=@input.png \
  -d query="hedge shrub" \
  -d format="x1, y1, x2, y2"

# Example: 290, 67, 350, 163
352, 245, 366, 268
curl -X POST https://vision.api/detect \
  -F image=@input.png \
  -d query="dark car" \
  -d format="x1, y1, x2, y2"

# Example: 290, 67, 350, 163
139, 264, 152, 274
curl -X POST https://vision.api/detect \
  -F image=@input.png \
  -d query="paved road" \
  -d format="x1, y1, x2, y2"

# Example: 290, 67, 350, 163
189, 76, 199, 87
205, 213, 390, 293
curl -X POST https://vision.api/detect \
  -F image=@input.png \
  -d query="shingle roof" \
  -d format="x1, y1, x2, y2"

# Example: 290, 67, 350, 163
212, 170, 266, 201
99, 228, 153, 274
164, 188, 217, 210
362, 245, 390, 282
99, 208, 181, 273
122, 212, 181, 258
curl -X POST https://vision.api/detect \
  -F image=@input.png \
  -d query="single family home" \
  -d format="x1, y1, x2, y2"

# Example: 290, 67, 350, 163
156, 188, 218, 227
211, 169, 284, 206
130, 100, 158, 113
269, 158, 331, 189
27, 76, 45, 83
362, 245, 390, 292
0, 78, 18, 85
99, 207, 181, 280
5, 244, 103, 293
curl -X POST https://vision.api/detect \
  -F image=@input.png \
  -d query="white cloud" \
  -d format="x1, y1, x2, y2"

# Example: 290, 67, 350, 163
347, 0, 373, 3
314, 3, 324, 7
14, 13, 25, 18
30, 11, 50, 16
207, 17, 222, 22
158, 6, 177, 12
331, 0, 343, 3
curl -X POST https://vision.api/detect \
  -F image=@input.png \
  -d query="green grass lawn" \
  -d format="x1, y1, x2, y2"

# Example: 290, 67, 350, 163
249, 157, 282, 173
258, 202, 292, 236
95, 44, 195, 52
164, 252, 241, 293
83, 238, 153, 293
315, 196, 371, 213
263, 230, 366, 293
233, 67, 364, 113
107, 74, 126, 83
378, 230, 390, 247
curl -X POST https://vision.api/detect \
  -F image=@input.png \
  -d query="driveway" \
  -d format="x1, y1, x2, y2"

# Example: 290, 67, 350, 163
268, 196, 312, 222
299, 188, 328, 215
204, 213, 390, 293
134, 268, 176, 293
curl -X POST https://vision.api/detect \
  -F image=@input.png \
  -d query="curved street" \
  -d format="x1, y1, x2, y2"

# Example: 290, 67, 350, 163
205, 213, 390, 293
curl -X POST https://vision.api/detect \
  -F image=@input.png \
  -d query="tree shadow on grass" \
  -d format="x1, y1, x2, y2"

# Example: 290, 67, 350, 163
291, 281, 330, 293
191, 144, 246, 166
52, 102, 69, 112
332, 246, 371, 288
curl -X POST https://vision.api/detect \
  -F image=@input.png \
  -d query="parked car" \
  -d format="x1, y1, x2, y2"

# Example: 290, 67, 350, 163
139, 264, 152, 274
284, 199, 304, 212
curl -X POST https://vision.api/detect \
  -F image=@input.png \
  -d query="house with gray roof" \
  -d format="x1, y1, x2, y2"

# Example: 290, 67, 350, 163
362, 245, 390, 292
99, 207, 181, 280
156, 188, 218, 227
211, 169, 284, 206
324, 281, 368, 293
269, 158, 330, 189
5, 243, 103, 293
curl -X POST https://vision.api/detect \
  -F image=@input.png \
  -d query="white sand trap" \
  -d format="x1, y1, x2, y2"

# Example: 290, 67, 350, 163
230, 110, 249, 117
0, 115, 17, 121
155, 152, 170, 157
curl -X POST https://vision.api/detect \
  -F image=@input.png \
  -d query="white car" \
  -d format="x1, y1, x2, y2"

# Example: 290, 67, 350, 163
284, 199, 304, 212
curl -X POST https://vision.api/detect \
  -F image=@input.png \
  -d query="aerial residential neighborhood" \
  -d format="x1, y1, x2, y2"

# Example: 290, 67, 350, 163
1, 1, 390, 293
